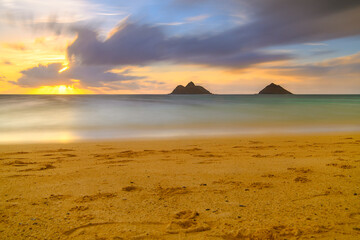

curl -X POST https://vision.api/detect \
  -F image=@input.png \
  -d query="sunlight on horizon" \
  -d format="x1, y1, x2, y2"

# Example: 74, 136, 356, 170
30, 85, 89, 94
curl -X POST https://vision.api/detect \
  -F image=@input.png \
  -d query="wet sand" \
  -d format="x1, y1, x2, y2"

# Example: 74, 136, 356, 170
0, 134, 360, 239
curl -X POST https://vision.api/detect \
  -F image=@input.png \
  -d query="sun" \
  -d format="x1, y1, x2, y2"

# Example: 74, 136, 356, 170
30, 85, 90, 94
58, 85, 68, 94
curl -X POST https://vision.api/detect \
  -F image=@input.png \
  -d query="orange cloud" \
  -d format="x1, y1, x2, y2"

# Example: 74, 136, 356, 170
2, 43, 27, 51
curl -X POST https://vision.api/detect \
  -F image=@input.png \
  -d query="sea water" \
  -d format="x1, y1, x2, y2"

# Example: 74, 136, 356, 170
0, 94, 359, 143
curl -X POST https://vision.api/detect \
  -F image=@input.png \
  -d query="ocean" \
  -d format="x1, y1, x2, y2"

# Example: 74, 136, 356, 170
0, 94, 359, 144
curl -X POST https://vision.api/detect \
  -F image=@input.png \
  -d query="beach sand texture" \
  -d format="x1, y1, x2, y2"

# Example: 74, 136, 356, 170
1, 134, 360, 239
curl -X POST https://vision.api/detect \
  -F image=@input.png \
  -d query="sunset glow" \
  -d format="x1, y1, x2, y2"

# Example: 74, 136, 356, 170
58, 66, 69, 73
0, 1, 359, 94
30, 85, 89, 94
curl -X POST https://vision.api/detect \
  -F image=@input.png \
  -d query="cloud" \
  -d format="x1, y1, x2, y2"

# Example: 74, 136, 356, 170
155, 14, 209, 27
144, 80, 165, 85
67, 22, 294, 69
185, 15, 209, 22
2, 60, 13, 65
68, 24, 168, 66
220, 0, 360, 51
304, 43, 329, 47
266, 52, 360, 93
2, 43, 27, 51
0, 0, 119, 37
12, 63, 145, 89
172, 51, 292, 68
309, 49, 336, 56
155, 22, 186, 26
67, 0, 360, 69
277, 52, 360, 77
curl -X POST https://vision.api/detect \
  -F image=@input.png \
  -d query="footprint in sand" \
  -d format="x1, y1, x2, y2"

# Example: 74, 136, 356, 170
46, 194, 71, 201
122, 186, 140, 192
62, 153, 77, 157
339, 164, 356, 169
104, 160, 134, 165
251, 154, 268, 158
213, 179, 243, 187
294, 176, 311, 183
18, 163, 56, 172
235, 225, 304, 239
287, 167, 312, 174
63, 222, 115, 236
4, 151, 30, 156
40, 194, 71, 205
42, 153, 54, 156
39, 164, 56, 170
249, 182, 273, 189
158, 187, 190, 197
174, 210, 199, 219
166, 210, 210, 234
326, 163, 356, 169
295, 168, 312, 174
196, 160, 220, 164
5, 160, 36, 166
333, 174, 346, 177
92, 150, 155, 160
194, 153, 222, 158
69, 206, 89, 212
349, 212, 360, 220
75, 192, 117, 203
56, 148, 74, 152
261, 174, 276, 178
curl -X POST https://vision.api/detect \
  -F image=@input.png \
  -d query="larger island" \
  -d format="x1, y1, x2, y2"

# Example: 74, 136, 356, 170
171, 82, 212, 94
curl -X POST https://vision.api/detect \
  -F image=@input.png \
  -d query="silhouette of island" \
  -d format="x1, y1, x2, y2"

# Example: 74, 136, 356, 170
258, 83, 292, 94
171, 82, 212, 94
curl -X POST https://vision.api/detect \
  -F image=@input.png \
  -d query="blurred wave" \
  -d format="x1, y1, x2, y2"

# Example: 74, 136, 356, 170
0, 94, 359, 143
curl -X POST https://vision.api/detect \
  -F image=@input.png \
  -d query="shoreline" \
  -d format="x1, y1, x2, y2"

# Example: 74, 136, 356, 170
2, 130, 360, 146
1, 133, 360, 239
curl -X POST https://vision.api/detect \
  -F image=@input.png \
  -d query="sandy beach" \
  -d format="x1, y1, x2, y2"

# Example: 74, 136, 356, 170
1, 133, 360, 239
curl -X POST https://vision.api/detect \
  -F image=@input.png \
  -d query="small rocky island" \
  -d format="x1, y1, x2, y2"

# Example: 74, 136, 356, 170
258, 83, 292, 94
171, 82, 212, 94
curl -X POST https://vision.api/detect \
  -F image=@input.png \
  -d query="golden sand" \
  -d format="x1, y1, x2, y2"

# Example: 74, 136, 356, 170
0, 134, 360, 239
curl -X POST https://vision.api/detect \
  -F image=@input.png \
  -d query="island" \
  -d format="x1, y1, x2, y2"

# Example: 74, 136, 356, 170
258, 83, 292, 94
170, 82, 212, 94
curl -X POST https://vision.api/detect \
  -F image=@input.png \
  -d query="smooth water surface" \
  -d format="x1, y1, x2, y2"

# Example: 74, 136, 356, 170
0, 95, 359, 143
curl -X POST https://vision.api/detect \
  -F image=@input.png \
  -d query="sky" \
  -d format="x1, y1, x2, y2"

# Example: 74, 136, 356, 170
0, 0, 359, 94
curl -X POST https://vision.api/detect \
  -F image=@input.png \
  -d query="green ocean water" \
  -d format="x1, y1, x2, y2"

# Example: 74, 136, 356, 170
0, 94, 359, 143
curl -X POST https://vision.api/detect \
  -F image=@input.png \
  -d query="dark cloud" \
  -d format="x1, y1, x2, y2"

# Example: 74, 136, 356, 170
68, 24, 167, 66
171, 0, 360, 54
12, 63, 144, 89
235, 0, 360, 49
172, 51, 291, 68
67, 22, 294, 68
67, 0, 360, 69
